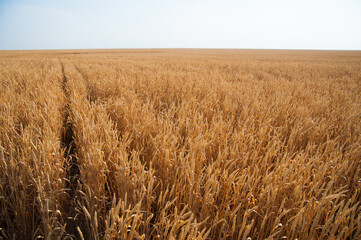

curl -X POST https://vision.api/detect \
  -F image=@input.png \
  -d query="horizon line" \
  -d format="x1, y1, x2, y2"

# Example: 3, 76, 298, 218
1, 47, 361, 52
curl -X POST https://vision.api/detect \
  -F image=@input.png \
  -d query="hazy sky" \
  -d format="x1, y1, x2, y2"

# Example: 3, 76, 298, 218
0, 0, 360, 50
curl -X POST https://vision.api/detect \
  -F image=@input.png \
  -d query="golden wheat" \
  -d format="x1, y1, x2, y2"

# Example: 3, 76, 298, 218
0, 49, 360, 239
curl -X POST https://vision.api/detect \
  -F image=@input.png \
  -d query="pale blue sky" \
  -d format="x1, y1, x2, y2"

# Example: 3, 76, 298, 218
0, 0, 360, 50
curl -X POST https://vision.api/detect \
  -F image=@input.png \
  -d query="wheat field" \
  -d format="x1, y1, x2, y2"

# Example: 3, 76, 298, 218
0, 49, 360, 239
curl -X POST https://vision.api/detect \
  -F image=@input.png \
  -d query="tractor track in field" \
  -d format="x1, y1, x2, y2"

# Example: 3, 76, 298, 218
60, 63, 87, 239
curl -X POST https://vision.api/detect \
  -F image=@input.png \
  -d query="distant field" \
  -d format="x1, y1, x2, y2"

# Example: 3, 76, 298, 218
0, 49, 360, 239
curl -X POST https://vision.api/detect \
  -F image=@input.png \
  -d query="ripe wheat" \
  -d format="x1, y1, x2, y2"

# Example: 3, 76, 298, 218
0, 49, 360, 239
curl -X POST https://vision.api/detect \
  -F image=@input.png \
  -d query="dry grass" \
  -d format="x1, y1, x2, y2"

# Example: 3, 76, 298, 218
1, 49, 361, 239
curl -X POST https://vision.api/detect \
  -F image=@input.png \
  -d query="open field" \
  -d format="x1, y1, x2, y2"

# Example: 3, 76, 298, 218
0, 49, 361, 239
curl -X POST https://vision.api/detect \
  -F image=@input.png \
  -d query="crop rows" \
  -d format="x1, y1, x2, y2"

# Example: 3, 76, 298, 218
0, 50, 360, 239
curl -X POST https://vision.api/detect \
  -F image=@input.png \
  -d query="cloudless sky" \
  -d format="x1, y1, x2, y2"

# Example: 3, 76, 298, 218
0, 0, 360, 50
